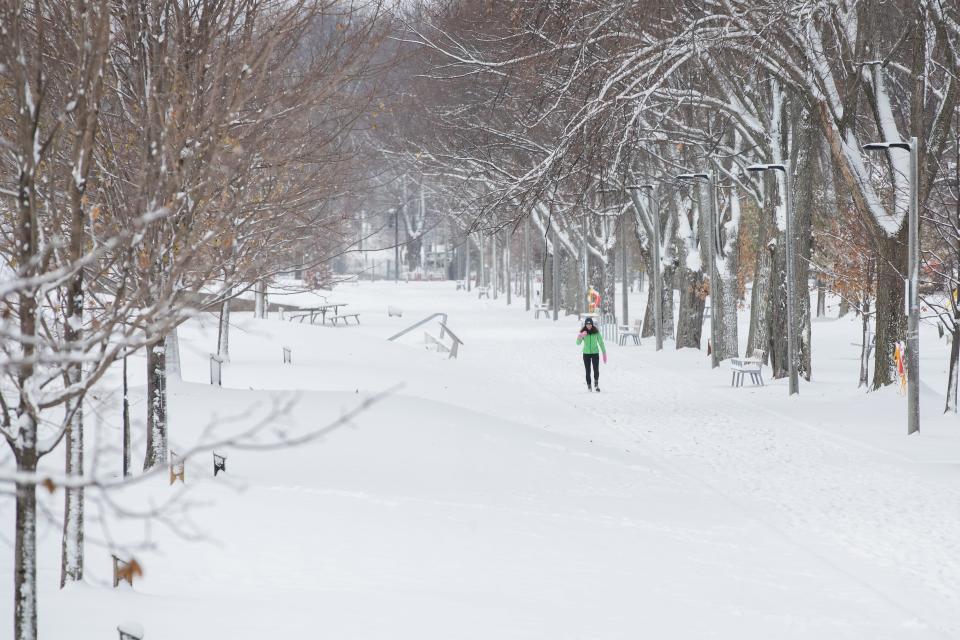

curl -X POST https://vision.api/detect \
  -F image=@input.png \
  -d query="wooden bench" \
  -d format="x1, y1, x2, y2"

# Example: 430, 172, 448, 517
730, 349, 766, 387
534, 303, 550, 319
477, 286, 490, 299
456, 280, 465, 291
618, 319, 641, 345
287, 312, 314, 323
329, 313, 360, 325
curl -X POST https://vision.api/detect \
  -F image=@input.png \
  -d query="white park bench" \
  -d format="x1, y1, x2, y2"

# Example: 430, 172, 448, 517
477, 285, 490, 299
617, 319, 641, 345
534, 302, 550, 319
730, 349, 766, 387
456, 280, 466, 290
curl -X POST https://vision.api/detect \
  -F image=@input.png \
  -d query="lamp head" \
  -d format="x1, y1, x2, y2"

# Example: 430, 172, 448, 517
863, 141, 911, 151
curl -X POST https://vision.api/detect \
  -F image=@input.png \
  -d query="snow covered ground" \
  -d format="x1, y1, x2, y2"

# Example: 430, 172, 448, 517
4, 280, 960, 638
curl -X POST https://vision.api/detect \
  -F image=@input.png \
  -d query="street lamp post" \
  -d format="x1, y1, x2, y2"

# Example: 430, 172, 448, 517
863, 137, 920, 435
465, 232, 472, 292
677, 172, 720, 367
628, 184, 663, 351
621, 209, 629, 326
747, 162, 799, 395
524, 215, 531, 311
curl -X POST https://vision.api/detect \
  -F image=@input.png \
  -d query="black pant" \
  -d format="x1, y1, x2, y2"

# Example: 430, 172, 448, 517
583, 353, 600, 386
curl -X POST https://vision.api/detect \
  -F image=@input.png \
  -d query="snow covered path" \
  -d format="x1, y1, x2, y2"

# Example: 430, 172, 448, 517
5, 281, 959, 639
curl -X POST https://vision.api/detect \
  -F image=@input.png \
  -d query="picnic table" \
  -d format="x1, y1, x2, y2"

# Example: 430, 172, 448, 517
287, 302, 348, 325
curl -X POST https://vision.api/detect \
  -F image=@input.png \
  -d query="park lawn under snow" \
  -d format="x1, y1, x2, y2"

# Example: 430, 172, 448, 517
4, 280, 960, 639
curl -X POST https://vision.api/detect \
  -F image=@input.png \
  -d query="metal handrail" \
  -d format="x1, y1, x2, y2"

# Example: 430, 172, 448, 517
437, 321, 464, 359
387, 313, 449, 342
388, 313, 464, 359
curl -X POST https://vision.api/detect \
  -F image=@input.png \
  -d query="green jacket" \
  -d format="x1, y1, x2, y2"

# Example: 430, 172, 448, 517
577, 330, 606, 355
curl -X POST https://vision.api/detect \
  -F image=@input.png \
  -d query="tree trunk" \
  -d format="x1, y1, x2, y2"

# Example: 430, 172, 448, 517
747, 179, 775, 360
871, 232, 908, 389
60, 257, 85, 587
838, 296, 850, 318
794, 116, 817, 380
543, 250, 553, 307
946, 322, 960, 413
254, 280, 267, 318
676, 266, 705, 349
767, 231, 789, 378
218, 297, 231, 362
143, 336, 168, 470
642, 264, 676, 340
602, 246, 617, 322
642, 271, 655, 337
406, 235, 423, 272
716, 255, 740, 360
859, 298, 873, 387
60, 387, 84, 587
123, 354, 131, 477
562, 250, 576, 314
15, 467, 37, 640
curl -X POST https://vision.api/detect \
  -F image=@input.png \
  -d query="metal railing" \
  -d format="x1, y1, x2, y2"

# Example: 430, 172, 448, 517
388, 313, 464, 359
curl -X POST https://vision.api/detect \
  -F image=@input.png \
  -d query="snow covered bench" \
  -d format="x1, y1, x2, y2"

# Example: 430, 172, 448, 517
730, 349, 766, 387
118, 622, 144, 640
329, 313, 360, 325
618, 319, 641, 345
388, 305, 403, 317
534, 303, 549, 319
456, 280, 465, 290
477, 285, 490, 299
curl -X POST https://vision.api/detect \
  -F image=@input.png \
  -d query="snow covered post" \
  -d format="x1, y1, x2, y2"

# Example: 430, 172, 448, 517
210, 354, 223, 387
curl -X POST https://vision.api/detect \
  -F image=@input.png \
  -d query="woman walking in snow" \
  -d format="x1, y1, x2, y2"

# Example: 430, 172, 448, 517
577, 317, 607, 392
